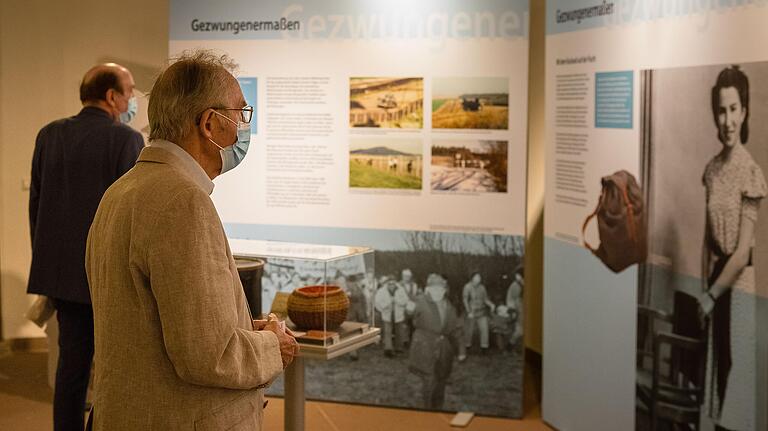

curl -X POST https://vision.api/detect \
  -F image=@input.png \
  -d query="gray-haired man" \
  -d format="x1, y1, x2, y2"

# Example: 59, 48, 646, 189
85, 51, 298, 430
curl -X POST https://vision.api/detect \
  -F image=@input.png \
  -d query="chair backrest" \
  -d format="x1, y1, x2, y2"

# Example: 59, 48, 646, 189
637, 304, 671, 370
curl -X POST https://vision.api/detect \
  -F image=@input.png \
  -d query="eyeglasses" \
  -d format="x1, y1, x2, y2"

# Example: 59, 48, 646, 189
211, 105, 253, 124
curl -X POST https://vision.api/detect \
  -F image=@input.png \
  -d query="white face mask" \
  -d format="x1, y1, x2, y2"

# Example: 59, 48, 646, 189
426, 286, 446, 302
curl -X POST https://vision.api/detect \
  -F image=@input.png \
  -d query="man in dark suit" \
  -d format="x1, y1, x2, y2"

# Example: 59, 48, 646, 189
408, 274, 462, 410
28, 63, 144, 431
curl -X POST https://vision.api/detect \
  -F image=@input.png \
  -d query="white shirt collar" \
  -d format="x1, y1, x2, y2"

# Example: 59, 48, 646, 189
149, 139, 215, 195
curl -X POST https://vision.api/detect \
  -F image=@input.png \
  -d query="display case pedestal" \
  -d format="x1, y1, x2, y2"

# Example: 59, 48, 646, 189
283, 327, 381, 431
284, 356, 305, 431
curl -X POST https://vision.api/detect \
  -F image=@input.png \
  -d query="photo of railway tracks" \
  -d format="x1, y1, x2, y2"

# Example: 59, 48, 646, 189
349, 77, 424, 128
432, 77, 509, 129
431, 140, 508, 193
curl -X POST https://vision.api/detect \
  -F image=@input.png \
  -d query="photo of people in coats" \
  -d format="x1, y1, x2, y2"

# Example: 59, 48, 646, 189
262, 229, 526, 418
375, 275, 410, 357
636, 62, 768, 431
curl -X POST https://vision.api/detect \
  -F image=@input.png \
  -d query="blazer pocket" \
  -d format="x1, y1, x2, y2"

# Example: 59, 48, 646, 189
194, 392, 259, 431
408, 336, 436, 376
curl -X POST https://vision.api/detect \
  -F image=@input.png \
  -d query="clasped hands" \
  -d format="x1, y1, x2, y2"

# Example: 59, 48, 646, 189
254, 313, 300, 369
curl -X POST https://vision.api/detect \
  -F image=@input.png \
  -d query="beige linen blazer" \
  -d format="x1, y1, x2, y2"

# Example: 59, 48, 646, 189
86, 145, 283, 430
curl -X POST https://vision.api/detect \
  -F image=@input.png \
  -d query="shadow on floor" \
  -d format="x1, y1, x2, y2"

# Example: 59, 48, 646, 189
0, 352, 53, 404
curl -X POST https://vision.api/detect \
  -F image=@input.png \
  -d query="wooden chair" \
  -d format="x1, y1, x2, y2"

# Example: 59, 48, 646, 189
636, 292, 707, 431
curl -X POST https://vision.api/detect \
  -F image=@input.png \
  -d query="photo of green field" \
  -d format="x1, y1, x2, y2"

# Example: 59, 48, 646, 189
432, 77, 509, 130
349, 139, 422, 190
349, 78, 423, 129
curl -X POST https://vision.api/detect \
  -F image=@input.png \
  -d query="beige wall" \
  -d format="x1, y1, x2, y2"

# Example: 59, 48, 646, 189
0, 0, 168, 339
0, 0, 4, 339
0, 0, 548, 350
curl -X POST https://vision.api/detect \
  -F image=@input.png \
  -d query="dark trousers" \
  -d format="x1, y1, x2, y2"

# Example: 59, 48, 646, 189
53, 299, 94, 431
421, 374, 447, 410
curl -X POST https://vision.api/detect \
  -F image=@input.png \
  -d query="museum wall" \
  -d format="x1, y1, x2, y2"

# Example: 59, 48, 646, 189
0, 0, 546, 356
0, 0, 168, 339
0, 0, 4, 340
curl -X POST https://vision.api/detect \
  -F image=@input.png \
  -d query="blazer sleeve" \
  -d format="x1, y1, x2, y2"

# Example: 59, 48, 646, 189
29, 129, 44, 243
115, 131, 144, 177
146, 186, 283, 390
448, 305, 463, 341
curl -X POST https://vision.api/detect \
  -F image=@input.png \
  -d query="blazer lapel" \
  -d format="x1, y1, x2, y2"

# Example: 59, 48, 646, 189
426, 299, 449, 334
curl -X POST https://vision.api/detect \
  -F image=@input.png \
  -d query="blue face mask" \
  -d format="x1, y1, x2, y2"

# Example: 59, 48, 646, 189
209, 111, 251, 175
119, 96, 138, 124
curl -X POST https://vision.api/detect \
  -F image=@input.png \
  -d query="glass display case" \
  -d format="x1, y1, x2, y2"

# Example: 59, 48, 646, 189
229, 238, 375, 349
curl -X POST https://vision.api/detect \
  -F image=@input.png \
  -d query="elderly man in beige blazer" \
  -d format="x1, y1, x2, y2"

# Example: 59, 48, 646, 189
85, 50, 298, 430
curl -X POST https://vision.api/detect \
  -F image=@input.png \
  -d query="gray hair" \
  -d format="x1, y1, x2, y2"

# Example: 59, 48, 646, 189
148, 50, 238, 143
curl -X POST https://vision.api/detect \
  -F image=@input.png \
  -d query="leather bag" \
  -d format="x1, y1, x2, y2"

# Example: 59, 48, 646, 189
582, 170, 647, 273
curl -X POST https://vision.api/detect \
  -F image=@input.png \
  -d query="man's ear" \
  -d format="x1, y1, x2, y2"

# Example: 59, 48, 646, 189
198, 109, 216, 140
105, 88, 118, 109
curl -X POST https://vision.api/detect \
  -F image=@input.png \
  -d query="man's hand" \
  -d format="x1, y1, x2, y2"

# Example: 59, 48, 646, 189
405, 300, 416, 314
253, 313, 281, 330
263, 320, 300, 369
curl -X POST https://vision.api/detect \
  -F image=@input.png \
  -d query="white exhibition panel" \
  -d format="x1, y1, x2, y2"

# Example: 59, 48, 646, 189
170, 0, 531, 418
544, 2, 768, 430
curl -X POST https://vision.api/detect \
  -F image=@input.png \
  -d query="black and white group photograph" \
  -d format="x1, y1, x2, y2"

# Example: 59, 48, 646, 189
262, 229, 526, 418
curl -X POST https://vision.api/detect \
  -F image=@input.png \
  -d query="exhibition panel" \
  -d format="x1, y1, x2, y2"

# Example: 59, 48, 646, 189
543, 1, 768, 430
170, 0, 530, 419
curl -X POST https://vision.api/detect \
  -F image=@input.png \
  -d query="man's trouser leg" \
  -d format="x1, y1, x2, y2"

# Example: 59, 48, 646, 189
394, 321, 409, 351
464, 316, 476, 348
422, 373, 446, 410
53, 299, 94, 431
478, 315, 490, 349
383, 321, 394, 351
431, 377, 447, 410
422, 374, 436, 409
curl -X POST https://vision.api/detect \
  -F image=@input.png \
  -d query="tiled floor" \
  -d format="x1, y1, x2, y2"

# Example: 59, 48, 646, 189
0, 350, 552, 430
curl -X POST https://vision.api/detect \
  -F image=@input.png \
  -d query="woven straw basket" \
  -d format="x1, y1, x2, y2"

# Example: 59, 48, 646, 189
287, 285, 349, 330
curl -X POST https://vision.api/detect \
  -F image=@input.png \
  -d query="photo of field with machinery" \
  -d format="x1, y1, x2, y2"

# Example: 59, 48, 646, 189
349, 78, 424, 128
432, 77, 509, 129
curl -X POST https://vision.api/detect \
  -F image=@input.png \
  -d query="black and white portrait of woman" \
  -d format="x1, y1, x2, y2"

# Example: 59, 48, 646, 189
637, 63, 768, 431
697, 66, 767, 431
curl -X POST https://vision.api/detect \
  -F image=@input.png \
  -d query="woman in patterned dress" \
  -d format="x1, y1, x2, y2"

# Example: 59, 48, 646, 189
698, 66, 767, 431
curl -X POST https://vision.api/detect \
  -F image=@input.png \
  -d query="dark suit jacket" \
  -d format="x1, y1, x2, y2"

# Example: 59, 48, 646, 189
408, 296, 461, 378
28, 107, 143, 303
